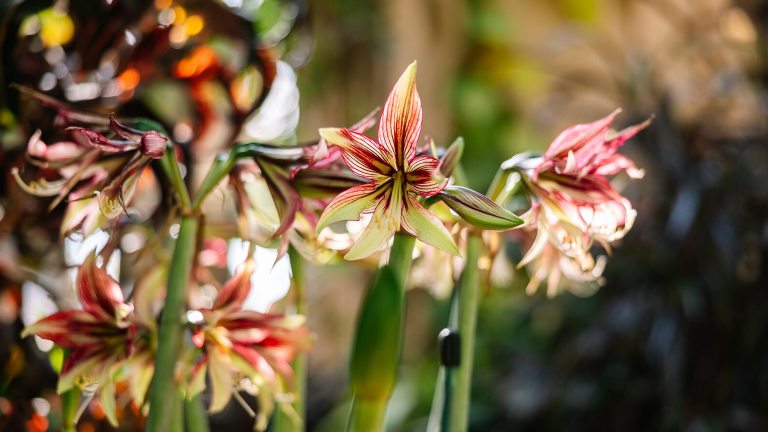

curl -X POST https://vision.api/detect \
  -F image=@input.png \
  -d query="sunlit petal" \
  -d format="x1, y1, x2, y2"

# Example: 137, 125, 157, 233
401, 195, 459, 256
344, 199, 397, 260
378, 61, 422, 167
315, 182, 385, 233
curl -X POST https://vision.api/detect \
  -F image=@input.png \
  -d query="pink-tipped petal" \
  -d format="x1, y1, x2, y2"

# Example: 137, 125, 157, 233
319, 128, 395, 178
545, 109, 621, 160
378, 61, 422, 167
401, 195, 460, 256
69, 128, 134, 153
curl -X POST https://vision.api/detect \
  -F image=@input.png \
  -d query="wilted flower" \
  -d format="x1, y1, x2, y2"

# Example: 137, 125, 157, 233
316, 61, 459, 260
13, 107, 167, 235
22, 254, 152, 426
188, 260, 310, 430
512, 109, 650, 295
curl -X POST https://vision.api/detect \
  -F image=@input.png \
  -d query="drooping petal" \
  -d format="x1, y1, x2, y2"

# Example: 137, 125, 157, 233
11, 168, 68, 197
406, 155, 448, 197
208, 348, 236, 412
378, 61, 422, 167
257, 159, 301, 238
315, 182, 385, 234
344, 196, 398, 260
401, 195, 460, 256
69, 127, 136, 153
319, 128, 395, 178
77, 253, 124, 321
213, 260, 255, 312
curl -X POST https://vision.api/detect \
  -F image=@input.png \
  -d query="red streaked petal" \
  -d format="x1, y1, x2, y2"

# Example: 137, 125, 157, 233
319, 128, 395, 178
213, 260, 255, 312
22, 310, 103, 347
315, 182, 385, 233
544, 109, 620, 160
406, 155, 448, 197
257, 158, 301, 238
69, 127, 136, 153
378, 61, 422, 168
401, 195, 460, 256
77, 253, 124, 320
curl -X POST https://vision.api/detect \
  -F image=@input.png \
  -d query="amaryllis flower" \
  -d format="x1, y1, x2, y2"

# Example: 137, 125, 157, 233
511, 110, 649, 293
12, 90, 167, 235
316, 61, 459, 260
188, 260, 310, 429
22, 254, 149, 426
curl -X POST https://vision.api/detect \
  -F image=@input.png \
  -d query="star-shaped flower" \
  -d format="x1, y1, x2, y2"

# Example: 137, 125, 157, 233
315, 62, 460, 260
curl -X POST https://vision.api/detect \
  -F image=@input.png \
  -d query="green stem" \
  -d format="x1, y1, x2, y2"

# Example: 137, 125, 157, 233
160, 147, 192, 209
272, 247, 307, 432
61, 386, 80, 432
448, 233, 483, 432
347, 233, 416, 432
192, 152, 237, 211
185, 394, 210, 432
146, 216, 200, 432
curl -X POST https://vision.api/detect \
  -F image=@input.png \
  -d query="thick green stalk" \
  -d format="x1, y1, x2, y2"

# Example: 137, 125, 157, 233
448, 233, 483, 432
347, 233, 416, 432
146, 216, 200, 432
185, 394, 209, 432
272, 247, 307, 432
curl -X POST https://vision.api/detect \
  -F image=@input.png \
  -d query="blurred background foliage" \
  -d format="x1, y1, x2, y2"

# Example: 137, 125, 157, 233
2, 0, 768, 431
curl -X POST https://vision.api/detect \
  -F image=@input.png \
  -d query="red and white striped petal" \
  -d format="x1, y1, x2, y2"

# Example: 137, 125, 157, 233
544, 109, 620, 160
213, 259, 255, 313
77, 253, 125, 321
315, 182, 386, 233
406, 155, 448, 197
319, 128, 395, 178
378, 61, 422, 168
401, 195, 459, 256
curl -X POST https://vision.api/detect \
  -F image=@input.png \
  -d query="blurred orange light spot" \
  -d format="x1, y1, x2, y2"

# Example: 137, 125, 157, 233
174, 46, 218, 79
89, 400, 105, 420
154, 0, 172, 9
118, 68, 141, 91
184, 15, 204, 36
25, 413, 48, 432
80, 423, 96, 432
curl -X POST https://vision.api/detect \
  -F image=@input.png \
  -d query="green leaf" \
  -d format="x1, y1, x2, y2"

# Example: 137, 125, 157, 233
438, 186, 523, 230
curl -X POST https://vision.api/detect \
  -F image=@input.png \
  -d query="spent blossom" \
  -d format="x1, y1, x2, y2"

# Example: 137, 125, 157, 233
513, 109, 650, 295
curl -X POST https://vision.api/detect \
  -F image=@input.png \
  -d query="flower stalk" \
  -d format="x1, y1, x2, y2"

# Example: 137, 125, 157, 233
348, 233, 416, 431
272, 246, 308, 432
448, 233, 483, 432
146, 215, 200, 432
